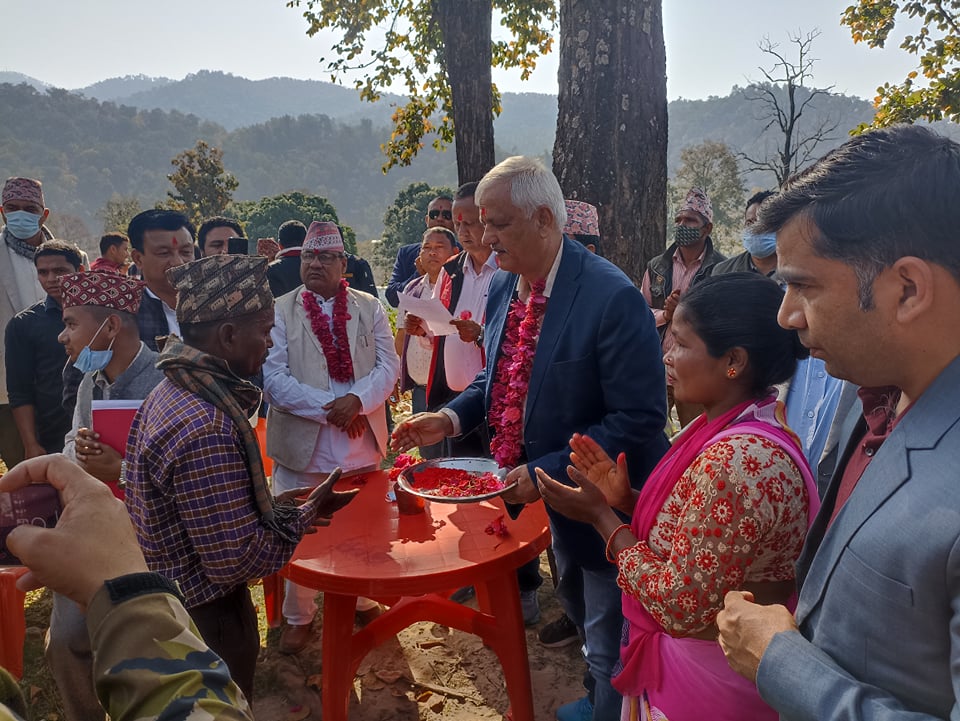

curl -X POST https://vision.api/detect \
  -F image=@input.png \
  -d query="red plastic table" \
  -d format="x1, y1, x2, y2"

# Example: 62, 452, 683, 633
280, 470, 551, 721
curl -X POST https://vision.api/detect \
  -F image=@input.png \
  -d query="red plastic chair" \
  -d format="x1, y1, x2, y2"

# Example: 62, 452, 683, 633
254, 417, 272, 477
0, 566, 29, 679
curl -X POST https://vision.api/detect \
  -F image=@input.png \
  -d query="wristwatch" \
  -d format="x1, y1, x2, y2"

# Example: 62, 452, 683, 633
475, 326, 485, 348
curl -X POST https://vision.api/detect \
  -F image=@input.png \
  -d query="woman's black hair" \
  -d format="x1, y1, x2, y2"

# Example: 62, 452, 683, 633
678, 272, 808, 395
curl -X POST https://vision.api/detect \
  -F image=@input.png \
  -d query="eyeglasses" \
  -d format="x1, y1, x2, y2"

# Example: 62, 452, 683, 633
301, 251, 345, 265
428, 209, 453, 220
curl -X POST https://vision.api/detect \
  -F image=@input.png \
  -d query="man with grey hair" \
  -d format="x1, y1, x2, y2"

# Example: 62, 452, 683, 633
393, 156, 669, 721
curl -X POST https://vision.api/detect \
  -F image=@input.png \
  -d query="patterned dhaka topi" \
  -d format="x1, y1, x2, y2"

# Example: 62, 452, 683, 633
303, 220, 344, 252
166, 254, 273, 324
1, 176, 44, 207
60, 272, 144, 313
563, 200, 600, 237
677, 187, 713, 224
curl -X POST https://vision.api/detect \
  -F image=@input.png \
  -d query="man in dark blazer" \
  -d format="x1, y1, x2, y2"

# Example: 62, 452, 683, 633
127, 209, 195, 351
267, 220, 308, 298
393, 157, 668, 721
385, 195, 458, 307
718, 125, 960, 721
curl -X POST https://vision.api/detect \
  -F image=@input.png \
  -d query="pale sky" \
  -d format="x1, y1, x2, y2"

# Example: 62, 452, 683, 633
1, 0, 918, 102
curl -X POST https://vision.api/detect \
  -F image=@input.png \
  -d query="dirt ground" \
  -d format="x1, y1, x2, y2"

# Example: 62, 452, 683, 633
250, 554, 587, 721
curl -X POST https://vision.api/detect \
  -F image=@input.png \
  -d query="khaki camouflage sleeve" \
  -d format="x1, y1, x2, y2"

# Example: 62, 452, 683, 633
85, 585, 253, 721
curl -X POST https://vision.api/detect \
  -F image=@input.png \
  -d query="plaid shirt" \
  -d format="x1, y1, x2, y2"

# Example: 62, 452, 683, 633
125, 378, 310, 608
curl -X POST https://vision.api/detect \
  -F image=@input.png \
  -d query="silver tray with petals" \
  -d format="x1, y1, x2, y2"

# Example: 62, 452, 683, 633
396, 457, 514, 503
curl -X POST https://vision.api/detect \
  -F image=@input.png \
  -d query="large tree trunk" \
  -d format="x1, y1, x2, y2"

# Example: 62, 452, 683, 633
435, 0, 496, 185
552, 0, 667, 284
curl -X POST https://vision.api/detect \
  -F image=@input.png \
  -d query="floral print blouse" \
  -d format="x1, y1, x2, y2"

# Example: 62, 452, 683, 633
615, 433, 810, 636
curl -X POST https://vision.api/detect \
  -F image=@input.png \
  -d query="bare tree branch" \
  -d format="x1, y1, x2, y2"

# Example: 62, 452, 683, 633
742, 28, 835, 186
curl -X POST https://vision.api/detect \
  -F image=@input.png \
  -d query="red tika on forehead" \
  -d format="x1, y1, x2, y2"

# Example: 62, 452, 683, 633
171, 236, 178, 247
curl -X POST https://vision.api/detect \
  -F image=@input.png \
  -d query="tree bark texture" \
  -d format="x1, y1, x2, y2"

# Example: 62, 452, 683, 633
435, 0, 497, 185
552, 0, 667, 284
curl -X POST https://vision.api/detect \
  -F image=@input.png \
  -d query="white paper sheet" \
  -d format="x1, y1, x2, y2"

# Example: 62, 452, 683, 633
398, 292, 457, 336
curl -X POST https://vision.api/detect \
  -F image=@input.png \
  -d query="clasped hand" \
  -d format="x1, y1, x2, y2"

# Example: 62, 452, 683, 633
324, 393, 362, 431
716, 591, 798, 683
75, 427, 123, 482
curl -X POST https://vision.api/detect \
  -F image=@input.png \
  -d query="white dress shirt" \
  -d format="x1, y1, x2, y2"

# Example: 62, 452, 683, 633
434, 252, 498, 392
263, 291, 399, 473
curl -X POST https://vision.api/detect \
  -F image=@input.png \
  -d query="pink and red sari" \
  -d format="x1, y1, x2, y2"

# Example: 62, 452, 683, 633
614, 395, 820, 721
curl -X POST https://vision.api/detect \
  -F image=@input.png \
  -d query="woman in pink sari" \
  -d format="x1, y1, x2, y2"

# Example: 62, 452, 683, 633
536, 273, 820, 721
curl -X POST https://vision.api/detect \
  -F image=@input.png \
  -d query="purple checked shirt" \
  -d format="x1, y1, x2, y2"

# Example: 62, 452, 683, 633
125, 378, 312, 608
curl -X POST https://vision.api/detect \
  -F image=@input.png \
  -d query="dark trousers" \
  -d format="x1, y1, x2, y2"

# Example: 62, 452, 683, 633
189, 585, 259, 701
0, 404, 24, 469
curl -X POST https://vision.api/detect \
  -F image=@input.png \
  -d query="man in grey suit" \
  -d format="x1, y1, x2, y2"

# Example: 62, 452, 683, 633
717, 124, 960, 720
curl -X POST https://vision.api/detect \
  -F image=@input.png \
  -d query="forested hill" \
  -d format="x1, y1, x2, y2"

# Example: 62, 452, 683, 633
0, 82, 457, 240
4, 70, 958, 244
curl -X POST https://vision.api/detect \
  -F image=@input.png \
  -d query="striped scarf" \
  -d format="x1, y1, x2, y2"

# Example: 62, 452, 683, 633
2, 224, 53, 260
156, 336, 301, 543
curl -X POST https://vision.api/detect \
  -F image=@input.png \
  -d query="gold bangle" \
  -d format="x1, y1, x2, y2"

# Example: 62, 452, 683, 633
605, 523, 631, 563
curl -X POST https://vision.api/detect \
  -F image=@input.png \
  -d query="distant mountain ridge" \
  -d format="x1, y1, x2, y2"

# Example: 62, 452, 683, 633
84, 71, 406, 130
0, 72, 47, 90
78, 74, 175, 100
42, 69, 884, 173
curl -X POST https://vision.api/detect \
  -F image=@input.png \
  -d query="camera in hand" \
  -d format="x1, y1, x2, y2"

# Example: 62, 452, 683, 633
0, 484, 62, 565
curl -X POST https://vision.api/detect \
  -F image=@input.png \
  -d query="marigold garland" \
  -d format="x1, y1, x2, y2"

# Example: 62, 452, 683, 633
302, 279, 354, 383
488, 279, 547, 468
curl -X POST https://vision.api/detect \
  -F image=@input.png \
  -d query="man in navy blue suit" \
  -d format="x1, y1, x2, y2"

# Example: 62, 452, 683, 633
393, 156, 668, 721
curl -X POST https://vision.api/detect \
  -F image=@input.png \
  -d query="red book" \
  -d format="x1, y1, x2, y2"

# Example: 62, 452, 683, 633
91, 400, 142, 499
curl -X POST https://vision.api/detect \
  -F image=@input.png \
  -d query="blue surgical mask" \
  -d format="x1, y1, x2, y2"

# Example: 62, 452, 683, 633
741, 230, 778, 259
4, 210, 42, 240
74, 318, 114, 374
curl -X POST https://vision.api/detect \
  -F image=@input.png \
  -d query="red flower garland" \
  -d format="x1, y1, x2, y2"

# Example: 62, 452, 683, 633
302, 279, 354, 383
488, 279, 547, 468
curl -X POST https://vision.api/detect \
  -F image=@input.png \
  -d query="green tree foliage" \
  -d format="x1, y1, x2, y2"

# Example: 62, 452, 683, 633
228, 191, 357, 253
842, 0, 960, 127
376, 181, 453, 268
287, 0, 555, 172
98, 194, 142, 234
670, 141, 745, 254
166, 140, 239, 228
